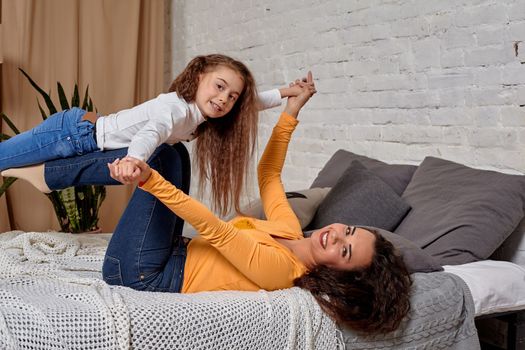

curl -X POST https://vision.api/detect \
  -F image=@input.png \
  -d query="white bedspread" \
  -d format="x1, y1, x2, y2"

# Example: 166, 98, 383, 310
0, 231, 340, 350
444, 260, 525, 317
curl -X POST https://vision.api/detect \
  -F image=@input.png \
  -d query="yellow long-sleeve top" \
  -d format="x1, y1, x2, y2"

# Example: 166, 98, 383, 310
140, 112, 307, 293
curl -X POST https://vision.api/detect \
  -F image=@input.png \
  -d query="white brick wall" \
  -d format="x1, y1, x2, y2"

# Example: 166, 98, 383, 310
169, 0, 525, 196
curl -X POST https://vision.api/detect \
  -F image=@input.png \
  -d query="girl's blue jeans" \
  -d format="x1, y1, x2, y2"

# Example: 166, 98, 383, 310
44, 143, 191, 293
0, 107, 98, 171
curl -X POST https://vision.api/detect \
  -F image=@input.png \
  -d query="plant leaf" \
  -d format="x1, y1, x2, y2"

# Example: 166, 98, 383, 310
19, 68, 58, 115
57, 82, 70, 110
1, 113, 20, 135
0, 177, 17, 198
71, 84, 80, 107
13, 69, 102, 232
60, 187, 81, 231
37, 100, 48, 120
81, 85, 90, 109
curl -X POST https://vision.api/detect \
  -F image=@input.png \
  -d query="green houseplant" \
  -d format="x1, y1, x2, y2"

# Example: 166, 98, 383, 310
0, 69, 106, 233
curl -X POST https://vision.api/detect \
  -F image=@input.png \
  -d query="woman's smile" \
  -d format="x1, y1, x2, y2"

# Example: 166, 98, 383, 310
320, 231, 328, 249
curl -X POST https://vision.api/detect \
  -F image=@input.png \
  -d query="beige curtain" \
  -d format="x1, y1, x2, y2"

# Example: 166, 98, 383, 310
0, 0, 166, 232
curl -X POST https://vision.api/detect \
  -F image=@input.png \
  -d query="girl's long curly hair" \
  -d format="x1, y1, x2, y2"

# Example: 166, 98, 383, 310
294, 229, 412, 334
168, 54, 258, 216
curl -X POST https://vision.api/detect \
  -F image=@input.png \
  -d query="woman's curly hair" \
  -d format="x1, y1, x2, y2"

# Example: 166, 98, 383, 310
294, 228, 412, 334
168, 54, 258, 216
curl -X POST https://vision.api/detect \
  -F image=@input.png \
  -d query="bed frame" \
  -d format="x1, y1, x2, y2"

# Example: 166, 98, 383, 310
476, 218, 525, 350
476, 310, 525, 350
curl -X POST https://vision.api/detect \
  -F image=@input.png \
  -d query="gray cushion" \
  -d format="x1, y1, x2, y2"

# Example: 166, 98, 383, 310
310, 149, 417, 196
395, 156, 525, 265
302, 227, 443, 273
240, 188, 331, 229
308, 161, 411, 232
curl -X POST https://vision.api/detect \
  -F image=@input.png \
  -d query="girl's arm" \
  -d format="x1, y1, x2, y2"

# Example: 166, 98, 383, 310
257, 89, 282, 110
126, 102, 187, 162
257, 82, 306, 111
111, 97, 191, 183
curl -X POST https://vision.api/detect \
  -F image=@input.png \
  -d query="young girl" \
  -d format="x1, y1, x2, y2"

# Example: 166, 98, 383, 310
0, 54, 303, 215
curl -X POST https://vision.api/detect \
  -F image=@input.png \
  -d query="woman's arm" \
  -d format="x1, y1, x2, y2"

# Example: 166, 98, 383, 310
256, 113, 302, 232
127, 168, 300, 290
257, 73, 316, 229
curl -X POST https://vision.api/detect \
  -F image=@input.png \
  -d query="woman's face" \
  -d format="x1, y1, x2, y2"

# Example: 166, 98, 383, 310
195, 65, 245, 119
310, 224, 376, 271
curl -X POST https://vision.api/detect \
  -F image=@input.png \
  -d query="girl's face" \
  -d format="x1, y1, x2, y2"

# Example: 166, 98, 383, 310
310, 224, 375, 271
195, 65, 245, 118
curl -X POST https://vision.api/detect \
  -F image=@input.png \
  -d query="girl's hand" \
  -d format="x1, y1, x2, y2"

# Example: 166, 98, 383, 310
108, 158, 124, 184
279, 75, 310, 98
108, 158, 133, 184
280, 81, 306, 98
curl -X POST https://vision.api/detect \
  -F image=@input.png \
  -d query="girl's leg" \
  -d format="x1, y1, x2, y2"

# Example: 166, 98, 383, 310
101, 143, 191, 292
0, 107, 97, 171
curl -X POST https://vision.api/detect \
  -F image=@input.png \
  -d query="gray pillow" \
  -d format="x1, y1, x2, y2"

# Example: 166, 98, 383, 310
240, 188, 331, 229
302, 227, 443, 273
395, 156, 525, 265
310, 149, 417, 196
308, 161, 411, 232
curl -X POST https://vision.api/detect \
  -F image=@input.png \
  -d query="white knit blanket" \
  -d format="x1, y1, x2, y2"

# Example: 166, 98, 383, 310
0, 231, 340, 350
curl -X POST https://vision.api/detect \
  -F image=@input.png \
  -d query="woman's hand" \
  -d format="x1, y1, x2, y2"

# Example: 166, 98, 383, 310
284, 71, 316, 118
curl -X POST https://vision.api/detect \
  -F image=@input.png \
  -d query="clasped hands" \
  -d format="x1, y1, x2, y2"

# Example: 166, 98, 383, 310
108, 156, 151, 185
284, 71, 316, 118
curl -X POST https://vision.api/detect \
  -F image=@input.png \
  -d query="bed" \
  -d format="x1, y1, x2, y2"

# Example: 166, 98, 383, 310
1, 149, 524, 349
0, 231, 480, 350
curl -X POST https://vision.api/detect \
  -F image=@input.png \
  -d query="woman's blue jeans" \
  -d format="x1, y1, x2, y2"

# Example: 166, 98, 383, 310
44, 143, 191, 293
0, 107, 98, 171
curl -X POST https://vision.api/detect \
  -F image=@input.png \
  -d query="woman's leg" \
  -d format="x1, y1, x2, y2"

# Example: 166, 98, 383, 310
0, 107, 97, 171
44, 148, 128, 189
101, 143, 191, 292
44, 143, 191, 292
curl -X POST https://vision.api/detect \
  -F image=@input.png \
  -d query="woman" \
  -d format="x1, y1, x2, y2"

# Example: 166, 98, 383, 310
107, 74, 412, 334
